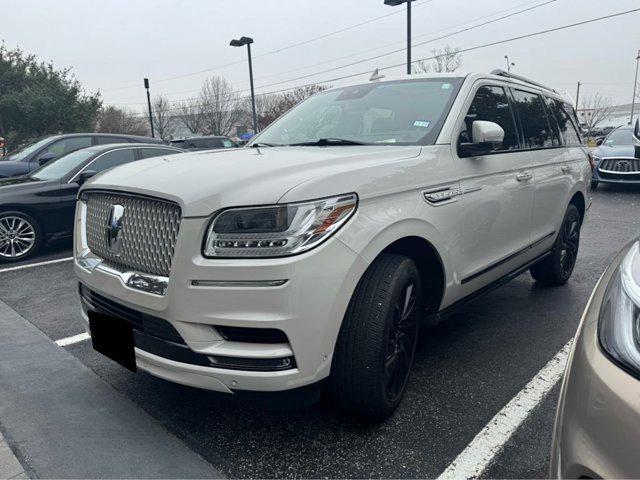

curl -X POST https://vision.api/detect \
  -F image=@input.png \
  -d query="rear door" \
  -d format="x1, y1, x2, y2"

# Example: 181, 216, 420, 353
452, 82, 535, 293
509, 89, 570, 251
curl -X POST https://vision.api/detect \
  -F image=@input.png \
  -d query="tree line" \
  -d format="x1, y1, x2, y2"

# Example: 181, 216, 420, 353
96, 78, 329, 141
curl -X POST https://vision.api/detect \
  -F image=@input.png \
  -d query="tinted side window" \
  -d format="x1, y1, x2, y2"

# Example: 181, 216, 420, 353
206, 138, 223, 148
462, 85, 519, 151
89, 149, 136, 173
542, 97, 562, 146
544, 98, 579, 146
558, 102, 582, 145
511, 90, 554, 148
221, 138, 236, 148
41, 136, 92, 158
139, 148, 180, 159
96, 136, 130, 145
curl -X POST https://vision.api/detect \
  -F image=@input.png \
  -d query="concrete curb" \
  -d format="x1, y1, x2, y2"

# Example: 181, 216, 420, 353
0, 299, 223, 479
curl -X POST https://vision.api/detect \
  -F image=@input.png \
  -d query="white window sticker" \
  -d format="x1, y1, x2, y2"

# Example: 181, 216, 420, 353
413, 120, 431, 128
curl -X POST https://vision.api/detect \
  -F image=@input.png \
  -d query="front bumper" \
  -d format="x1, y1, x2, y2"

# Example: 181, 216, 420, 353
550, 245, 640, 478
75, 214, 368, 393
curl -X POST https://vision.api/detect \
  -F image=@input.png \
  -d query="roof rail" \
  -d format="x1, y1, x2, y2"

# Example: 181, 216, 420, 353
490, 69, 557, 93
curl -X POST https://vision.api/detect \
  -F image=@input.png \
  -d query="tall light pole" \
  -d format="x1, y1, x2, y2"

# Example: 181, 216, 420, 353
144, 78, 154, 138
384, 0, 412, 75
630, 49, 640, 125
504, 55, 515, 73
230, 36, 258, 135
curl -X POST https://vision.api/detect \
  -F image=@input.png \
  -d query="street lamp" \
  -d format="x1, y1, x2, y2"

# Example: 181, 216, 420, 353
143, 78, 155, 138
504, 55, 515, 73
230, 36, 258, 135
629, 49, 639, 125
384, 0, 412, 75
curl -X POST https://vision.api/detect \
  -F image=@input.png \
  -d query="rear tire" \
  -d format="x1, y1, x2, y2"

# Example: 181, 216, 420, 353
327, 253, 421, 422
530, 204, 581, 286
0, 211, 42, 263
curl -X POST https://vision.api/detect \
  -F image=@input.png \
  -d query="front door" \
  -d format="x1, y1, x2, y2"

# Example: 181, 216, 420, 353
452, 83, 535, 294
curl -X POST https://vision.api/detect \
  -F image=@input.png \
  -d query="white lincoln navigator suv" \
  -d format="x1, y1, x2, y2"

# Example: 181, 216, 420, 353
75, 70, 591, 421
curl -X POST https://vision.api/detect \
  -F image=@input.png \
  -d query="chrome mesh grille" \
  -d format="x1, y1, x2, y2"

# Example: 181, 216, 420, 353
85, 192, 181, 277
599, 158, 640, 173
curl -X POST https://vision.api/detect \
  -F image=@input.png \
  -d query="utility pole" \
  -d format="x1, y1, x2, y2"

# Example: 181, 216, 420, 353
144, 78, 155, 138
575, 81, 581, 113
384, 0, 412, 75
230, 36, 258, 134
630, 49, 639, 125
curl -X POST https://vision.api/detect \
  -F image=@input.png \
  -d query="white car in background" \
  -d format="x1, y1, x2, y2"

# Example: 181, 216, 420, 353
74, 70, 591, 421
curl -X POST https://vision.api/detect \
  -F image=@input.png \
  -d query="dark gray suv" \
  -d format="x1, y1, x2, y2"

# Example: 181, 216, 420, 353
0, 133, 162, 178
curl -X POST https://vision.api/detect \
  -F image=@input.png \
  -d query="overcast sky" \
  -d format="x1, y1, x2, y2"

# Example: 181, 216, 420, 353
3, 0, 639, 112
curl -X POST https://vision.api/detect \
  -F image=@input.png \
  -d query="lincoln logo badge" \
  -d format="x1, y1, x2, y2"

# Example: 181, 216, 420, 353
105, 204, 125, 255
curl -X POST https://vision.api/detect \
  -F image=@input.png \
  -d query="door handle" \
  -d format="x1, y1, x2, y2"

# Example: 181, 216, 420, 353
561, 165, 572, 173
515, 172, 533, 182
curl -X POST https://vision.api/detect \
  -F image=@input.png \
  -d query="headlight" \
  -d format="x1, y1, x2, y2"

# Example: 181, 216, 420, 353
592, 154, 601, 163
598, 242, 640, 378
203, 193, 358, 258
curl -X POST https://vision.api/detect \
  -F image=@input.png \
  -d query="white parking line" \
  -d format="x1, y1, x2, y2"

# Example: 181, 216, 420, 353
0, 257, 73, 274
55, 332, 90, 347
437, 339, 573, 480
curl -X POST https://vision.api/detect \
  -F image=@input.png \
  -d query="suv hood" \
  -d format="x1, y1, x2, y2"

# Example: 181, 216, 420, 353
82, 145, 421, 217
593, 144, 636, 158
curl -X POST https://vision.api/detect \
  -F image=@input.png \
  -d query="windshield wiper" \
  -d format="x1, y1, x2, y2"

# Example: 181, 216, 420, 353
250, 142, 282, 147
288, 138, 369, 146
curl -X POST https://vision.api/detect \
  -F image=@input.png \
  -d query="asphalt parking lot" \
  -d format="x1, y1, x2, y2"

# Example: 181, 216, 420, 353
1, 184, 639, 479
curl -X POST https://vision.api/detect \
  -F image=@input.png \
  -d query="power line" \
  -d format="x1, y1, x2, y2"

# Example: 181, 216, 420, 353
123, 7, 640, 117
107, 0, 555, 106
96, 0, 435, 92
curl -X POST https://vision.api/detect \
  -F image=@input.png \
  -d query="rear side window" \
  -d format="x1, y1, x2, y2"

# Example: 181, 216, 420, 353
511, 90, 554, 148
41, 136, 92, 158
461, 85, 520, 151
89, 148, 136, 173
559, 102, 582, 145
205, 138, 223, 148
542, 97, 562, 147
139, 148, 180, 159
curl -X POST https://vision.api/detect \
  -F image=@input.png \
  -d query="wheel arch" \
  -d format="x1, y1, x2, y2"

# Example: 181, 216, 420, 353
346, 219, 452, 314
0, 204, 45, 234
569, 190, 586, 223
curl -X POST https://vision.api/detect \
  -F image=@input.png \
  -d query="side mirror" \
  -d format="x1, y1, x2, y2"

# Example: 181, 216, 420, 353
458, 120, 504, 158
596, 138, 604, 146
76, 170, 97, 185
37, 152, 57, 166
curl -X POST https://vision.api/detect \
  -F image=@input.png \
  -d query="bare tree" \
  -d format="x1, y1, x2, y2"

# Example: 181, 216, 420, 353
152, 95, 176, 140
199, 76, 244, 136
580, 93, 615, 137
256, 84, 330, 129
176, 98, 205, 134
413, 45, 462, 74
94, 106, 149, 136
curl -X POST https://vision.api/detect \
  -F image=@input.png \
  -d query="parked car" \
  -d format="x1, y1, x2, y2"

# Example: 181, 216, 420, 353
0, 143, 182, 262
170, 135, 238, 151
550, 238, 640, 478
590, 125, 639, 188
0, 133, 163, 179
74, 70, 590, 421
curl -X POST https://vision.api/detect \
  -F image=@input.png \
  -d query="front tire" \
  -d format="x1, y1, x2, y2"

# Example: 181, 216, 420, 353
327, 253, 421, 422
530, 204, 581, 286
0, 211, 42, 263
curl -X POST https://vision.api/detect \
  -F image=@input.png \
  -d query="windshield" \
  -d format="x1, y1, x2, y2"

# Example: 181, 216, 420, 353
604, 128, 633, 146
5, 137, 54, 162
30, 148, 96, 180
252, 78, 463, 146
